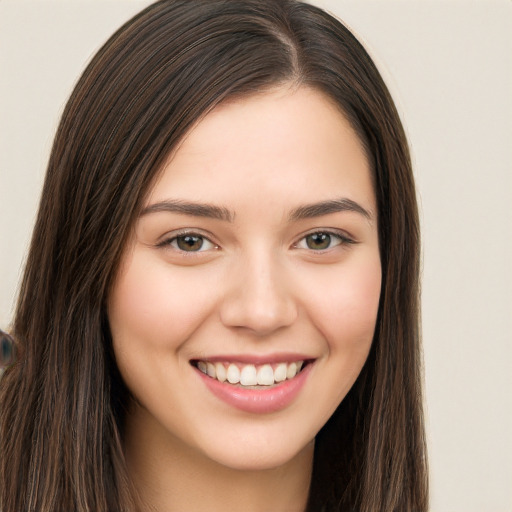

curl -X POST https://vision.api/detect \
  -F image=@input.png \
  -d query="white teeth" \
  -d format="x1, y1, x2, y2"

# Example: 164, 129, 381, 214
286, 362, 298, 379
226, 364, 240, 384
206, 362, 216, 378
196, 360, 306, 387
257, 364, 274, 386
240, 365, 257, 386
215, 362, 227, 382
274, 363, 287, 383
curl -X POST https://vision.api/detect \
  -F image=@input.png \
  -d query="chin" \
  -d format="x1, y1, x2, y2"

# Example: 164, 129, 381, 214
200, 435, 315, 473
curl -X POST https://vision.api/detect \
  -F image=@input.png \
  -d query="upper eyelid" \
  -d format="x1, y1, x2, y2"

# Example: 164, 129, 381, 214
157, 228, 217, 245
293, 228, 356, 244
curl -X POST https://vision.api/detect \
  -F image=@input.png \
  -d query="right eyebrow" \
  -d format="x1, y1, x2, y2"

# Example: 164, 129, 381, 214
139, 199, 234, 222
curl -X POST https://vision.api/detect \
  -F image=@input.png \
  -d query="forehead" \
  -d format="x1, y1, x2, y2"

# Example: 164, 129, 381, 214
146, 86, 374, 215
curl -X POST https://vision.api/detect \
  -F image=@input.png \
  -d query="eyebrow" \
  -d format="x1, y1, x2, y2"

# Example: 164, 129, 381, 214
140, 197, 372, 223
288, 198, 372, 221
140, 199, 234, 222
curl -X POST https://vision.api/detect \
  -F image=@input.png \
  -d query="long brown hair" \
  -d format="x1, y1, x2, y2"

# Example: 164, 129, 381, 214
0, 1, 427, 510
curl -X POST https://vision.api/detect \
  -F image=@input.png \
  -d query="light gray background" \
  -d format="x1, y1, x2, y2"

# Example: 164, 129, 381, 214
1, 1, 511, 510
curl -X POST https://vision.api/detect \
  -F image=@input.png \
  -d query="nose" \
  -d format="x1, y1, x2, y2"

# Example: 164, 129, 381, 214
219, 252, 298, 336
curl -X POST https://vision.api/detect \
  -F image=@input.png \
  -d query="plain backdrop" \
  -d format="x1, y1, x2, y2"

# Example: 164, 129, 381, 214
1, 1, 511, 510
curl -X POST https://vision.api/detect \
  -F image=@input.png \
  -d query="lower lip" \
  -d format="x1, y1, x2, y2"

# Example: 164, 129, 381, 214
196, 363, 313, 414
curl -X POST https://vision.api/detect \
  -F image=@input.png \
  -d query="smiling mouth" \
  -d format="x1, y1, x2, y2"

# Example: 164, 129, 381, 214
191, 360, 311, 388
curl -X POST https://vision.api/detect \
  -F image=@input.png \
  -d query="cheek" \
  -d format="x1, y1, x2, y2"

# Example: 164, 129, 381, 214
292, 255, 381, 430
107, 253, 216, 355
304, 256, 382, 354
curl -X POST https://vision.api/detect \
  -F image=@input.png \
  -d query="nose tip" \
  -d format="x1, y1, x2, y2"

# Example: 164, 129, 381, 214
219, 262, 298, 336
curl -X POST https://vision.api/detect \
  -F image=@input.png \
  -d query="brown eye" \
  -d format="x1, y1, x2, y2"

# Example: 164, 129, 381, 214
163, 232, 217, 253
159, 231, 217, 253
176, 235, 205, 252
295, 231, 349, 251
305, 232, 333, 250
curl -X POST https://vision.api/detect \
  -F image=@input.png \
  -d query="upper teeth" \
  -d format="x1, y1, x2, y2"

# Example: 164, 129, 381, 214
196, 361, 304, 386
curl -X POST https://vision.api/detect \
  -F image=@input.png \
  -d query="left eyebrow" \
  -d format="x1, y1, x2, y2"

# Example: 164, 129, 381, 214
288, 198, 372, 222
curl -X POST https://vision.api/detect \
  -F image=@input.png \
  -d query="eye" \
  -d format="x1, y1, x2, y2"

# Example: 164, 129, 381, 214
295, 231, 351, 251
160, 233, 217, 252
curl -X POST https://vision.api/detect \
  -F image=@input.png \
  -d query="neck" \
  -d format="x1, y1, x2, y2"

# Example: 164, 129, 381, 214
123, 404, 314, 512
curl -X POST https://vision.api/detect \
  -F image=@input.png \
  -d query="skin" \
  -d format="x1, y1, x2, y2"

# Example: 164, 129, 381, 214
108, 86, 381, 512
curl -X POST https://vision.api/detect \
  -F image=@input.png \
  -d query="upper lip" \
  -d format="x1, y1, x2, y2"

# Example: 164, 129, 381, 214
190, 353, 315, 365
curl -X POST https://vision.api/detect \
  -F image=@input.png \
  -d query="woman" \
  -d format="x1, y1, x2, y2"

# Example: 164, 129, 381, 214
0, 0, 428, 510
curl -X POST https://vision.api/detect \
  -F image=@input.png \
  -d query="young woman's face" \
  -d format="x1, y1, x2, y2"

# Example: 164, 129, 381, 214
108, 86, 381, 471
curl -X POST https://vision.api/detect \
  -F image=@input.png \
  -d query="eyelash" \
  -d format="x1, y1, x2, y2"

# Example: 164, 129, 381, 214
293, 229, 356, 251
157, 230, 218, 253
157, 229, 355, 254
